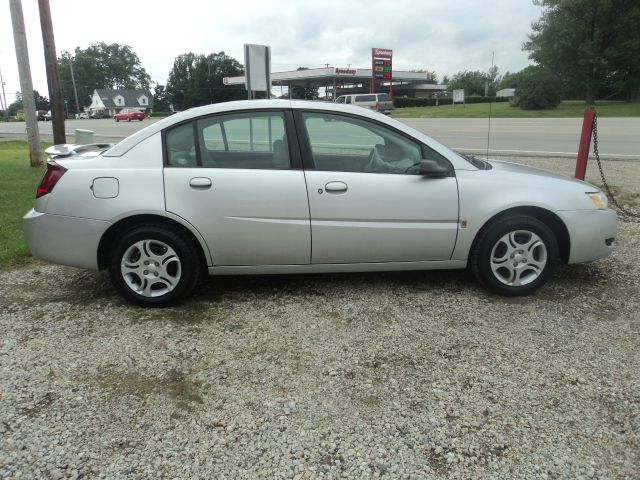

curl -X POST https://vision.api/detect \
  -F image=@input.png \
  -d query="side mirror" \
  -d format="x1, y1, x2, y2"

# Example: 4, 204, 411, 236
419, 159, 451, 178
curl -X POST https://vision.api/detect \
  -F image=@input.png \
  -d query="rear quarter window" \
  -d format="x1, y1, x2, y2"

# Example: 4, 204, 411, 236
355, 95, 376, 102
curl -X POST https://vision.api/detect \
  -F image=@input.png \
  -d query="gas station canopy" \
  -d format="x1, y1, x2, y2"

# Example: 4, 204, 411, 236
223, 66, 446, 98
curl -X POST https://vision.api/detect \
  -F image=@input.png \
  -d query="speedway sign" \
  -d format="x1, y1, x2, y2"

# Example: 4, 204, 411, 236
371, 48, 392, 94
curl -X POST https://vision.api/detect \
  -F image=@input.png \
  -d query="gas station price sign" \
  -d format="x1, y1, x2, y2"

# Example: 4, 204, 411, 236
371, 48, 392, 94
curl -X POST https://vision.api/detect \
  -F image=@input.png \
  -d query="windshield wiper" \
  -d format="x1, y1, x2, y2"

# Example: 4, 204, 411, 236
462, 154, 492, 170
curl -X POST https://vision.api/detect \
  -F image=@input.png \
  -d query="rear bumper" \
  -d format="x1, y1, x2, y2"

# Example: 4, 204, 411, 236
558, 208, 618, 264
23, 209, 110, 270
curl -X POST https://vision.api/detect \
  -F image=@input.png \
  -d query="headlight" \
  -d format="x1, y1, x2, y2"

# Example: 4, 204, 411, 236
587, 192, 608, 209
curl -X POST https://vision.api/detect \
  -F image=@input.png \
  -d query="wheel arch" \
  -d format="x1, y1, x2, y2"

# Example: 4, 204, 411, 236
97, 214, 210, 271
470, 206, 571, 264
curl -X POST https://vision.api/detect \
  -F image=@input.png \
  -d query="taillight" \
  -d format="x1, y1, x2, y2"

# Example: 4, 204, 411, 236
36, 163, 67, 198
375, 101, 380, 111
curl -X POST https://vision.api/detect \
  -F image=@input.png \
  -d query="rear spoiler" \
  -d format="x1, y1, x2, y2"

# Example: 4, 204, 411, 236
44, 143, 114, 159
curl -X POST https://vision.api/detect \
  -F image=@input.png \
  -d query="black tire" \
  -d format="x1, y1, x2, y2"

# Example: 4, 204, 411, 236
108, 224, 200, 307
115, 118, 119, 122
470, 214, 559, 296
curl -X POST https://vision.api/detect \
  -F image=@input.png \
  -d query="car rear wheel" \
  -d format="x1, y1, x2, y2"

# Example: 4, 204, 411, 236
470, 214, 559, 296
108, 224, 200, 307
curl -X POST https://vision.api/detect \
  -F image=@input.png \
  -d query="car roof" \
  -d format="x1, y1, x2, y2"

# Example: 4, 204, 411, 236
102, 99, 468, 168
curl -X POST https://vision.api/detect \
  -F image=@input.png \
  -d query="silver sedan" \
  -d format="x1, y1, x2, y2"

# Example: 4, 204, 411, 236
24, 100, 617, 306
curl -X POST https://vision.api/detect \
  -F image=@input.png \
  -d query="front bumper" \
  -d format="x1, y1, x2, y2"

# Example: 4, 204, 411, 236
23, 209, 111, 270
558, 208, 618, 264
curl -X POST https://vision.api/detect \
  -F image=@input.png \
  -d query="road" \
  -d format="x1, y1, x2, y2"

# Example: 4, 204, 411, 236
1, 116, 638, 159
401, 117, 640, 159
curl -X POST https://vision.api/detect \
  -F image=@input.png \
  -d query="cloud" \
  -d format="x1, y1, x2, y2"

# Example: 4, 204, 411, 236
0, 0, 542, 103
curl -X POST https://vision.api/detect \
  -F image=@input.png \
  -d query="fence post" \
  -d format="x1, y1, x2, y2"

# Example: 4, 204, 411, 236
574, 107, 596, 180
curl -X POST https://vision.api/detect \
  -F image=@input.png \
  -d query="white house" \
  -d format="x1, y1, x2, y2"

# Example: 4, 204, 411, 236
90, 89, 153, 116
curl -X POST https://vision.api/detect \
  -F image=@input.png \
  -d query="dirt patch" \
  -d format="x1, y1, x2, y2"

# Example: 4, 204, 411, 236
93, 368, 204, 410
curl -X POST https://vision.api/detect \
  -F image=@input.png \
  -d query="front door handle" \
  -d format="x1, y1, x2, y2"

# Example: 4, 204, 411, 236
325, 181, 348, 193
189, 177, 212, 189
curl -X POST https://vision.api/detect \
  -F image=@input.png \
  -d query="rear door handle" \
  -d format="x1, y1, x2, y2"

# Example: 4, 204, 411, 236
325, 181, 348, 193
189, 177, 212, 189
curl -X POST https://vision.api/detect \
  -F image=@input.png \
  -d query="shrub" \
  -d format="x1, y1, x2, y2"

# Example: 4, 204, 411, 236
515, 67, 562, 110
393, 96, 508, 108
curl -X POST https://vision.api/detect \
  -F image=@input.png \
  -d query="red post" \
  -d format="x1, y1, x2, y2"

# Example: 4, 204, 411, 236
575, 107, 596, 180
371, 48, 375, 94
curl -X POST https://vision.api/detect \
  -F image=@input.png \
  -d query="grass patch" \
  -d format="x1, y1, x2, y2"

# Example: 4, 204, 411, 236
391, 100, 640, 119
361, 395, 380, 407
0, 141, 48, 268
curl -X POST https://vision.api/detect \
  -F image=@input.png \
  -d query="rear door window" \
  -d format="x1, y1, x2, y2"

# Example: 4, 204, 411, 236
164, 111, 291, 169
197, 112, 290, 169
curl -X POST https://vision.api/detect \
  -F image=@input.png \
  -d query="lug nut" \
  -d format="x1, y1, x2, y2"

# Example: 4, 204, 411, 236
143, 270, 148, 275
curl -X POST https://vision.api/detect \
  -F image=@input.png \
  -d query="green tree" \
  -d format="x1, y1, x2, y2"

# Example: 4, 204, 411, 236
33, 90, 50, 110
291, 67, 319, 100
498, 70, 521, 90
7, 99, 21, 117
6, 90, 50, 116
448, 69, 500, 96
514, 66, 562, 109
166, 51, 246, 110
57, 43, 152, 110
524, 0, 640, 103
152, 84, 170, 112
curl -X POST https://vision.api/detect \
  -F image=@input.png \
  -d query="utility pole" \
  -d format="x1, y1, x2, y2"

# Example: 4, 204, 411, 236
9, 0, 42, 168
67, 54, 80, 115
38, 0, 65, 144
0, 64, 8, 121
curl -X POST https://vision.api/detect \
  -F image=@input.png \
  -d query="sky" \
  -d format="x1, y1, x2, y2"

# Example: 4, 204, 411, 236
1, 0, 543, 105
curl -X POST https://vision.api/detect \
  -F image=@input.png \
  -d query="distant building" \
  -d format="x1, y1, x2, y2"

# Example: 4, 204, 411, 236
496, 88, 516, 98
89, 89, 153, 116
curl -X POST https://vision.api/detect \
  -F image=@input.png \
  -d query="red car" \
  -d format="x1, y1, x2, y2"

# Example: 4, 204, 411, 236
114, 109, 145, 122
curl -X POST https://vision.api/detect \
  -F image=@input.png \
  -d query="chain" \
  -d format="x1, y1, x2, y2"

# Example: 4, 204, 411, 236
591, 112, 639, 220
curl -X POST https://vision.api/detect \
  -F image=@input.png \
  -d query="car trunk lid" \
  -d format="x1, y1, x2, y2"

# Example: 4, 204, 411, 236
44, 143, 115, 162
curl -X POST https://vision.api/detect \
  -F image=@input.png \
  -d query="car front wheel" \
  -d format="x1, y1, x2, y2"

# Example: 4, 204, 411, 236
108, 224, 200, 307
470, 214, 558, 296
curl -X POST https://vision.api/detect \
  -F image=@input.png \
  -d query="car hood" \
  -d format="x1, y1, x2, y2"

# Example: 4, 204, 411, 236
488, 159, 593, 188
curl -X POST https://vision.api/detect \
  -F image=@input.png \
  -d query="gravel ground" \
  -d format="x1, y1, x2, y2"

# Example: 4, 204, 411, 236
1, 159, 639, 479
